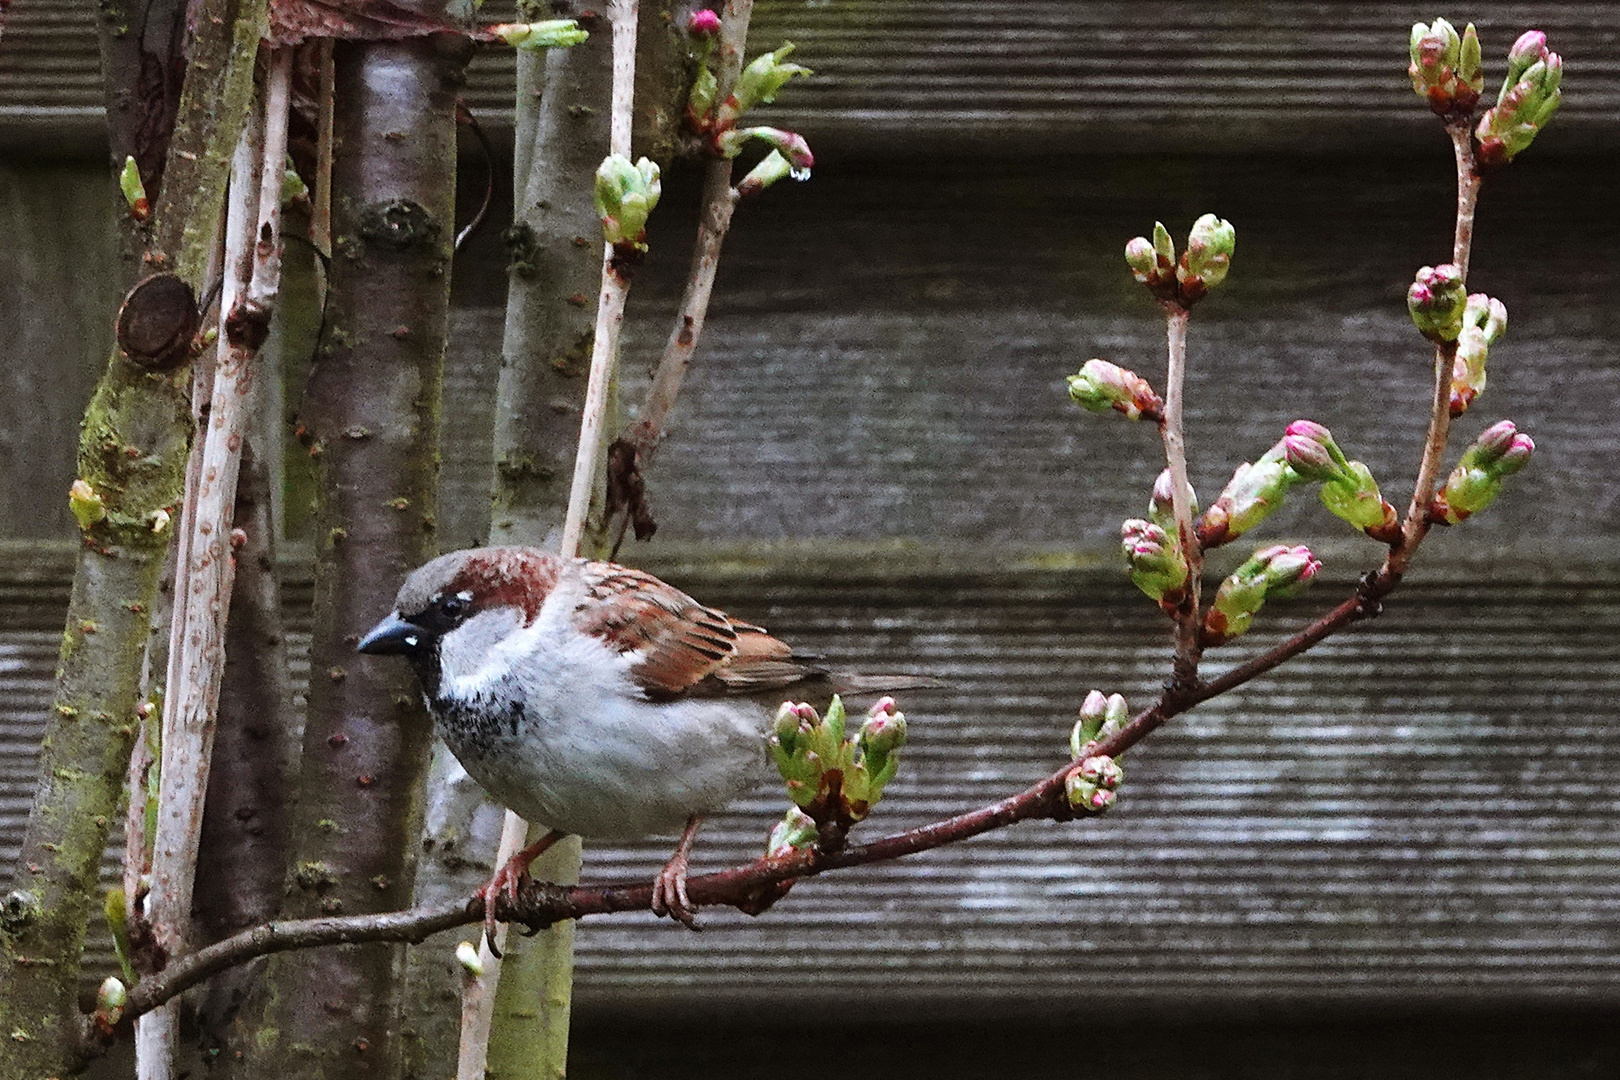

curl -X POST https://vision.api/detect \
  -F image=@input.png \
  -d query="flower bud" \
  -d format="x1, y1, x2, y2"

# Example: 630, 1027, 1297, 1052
1477, 37, 1561, 166
1148, 468, 1179, 530
1407, 264, 1467, 342
1320, 460, 1400, 539
1067, 359, 1164, 422
1121, 519, 1188, 604
1450, 294, 1507, 415
722, 43, 812, 125
1195, 456, 1298, 549
1203, 544, 1321, 644
1076, 754, 1124, 791
1124, 236, 1158, 281
1125, 223, 1177, 297
69, 479, 106, 530
858, 707, 907, 764
1099, 693, 1130, 742
456, 941, 485, 976
771, 701, 802, 754
766, 807, 819, 857
488, 19, 589, 49
1281, 433, 1343, 485
594, 154, 662, 251
93, 975, 127, 1035
687, 8, 721, 37
1152, 221, 1175, 263
1431, 420, 1534, 523
719, 126, 814, 183
1071, 690, 1110, 755
1176, 213, 1235, 300
120, 156, 149, 221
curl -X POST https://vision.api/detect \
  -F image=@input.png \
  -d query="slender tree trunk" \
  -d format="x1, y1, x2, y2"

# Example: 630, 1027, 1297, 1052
253, 28, 469, 1077
0, 0, 266, 1069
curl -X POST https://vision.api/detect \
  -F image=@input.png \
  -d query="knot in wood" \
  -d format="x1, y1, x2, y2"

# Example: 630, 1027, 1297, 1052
225, 298, 272, 351
116, 272, 199, 371
359, 199, 439, 251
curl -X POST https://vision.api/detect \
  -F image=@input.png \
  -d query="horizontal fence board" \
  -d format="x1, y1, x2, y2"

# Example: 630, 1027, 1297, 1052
2, 549, 1618, 1012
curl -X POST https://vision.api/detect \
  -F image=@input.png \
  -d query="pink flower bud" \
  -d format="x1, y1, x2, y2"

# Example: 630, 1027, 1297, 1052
687, 8, 721, 36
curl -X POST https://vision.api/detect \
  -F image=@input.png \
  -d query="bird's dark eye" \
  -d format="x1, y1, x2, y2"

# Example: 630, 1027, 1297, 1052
439, 595, 467, 618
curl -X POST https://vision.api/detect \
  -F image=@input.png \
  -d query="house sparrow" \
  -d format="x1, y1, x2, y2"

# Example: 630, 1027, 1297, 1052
358, 545, 917, 938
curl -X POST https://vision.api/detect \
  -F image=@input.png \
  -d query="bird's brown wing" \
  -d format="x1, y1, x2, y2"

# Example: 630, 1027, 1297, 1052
574, 563, 813, 700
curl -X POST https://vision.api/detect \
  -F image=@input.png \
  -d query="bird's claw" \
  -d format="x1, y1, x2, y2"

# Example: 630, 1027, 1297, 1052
651, 856, 699, 930
476, 860, 530, 958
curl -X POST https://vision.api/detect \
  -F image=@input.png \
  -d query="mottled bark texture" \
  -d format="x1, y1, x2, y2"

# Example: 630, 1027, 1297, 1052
252, 32, 468, 1078
0, 0, 265, 1069
192, 439, 296, 1051
489, 4, 614, 548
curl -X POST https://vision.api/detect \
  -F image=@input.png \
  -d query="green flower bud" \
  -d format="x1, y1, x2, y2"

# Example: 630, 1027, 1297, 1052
1099, 693, 1130, 742
1071, 690, 1109, 755
487, 19, 589, 49
857, 696, 907, 793
722, 43, 812, 125
1281, 421, 1399, 539
594, 154, 662, 251
766, 807, 819, 857
718, 126, 814, 180
1066, 770, 1118, 814
120, 156, 149, 221
1477, 39, 1561, 166
1408, 18, 1479, 114
1176, 213, 1235, 300
1121, 518, 1188, 604
69, 479, 106, 531
1124, 237, 1158, 281
687, 64, 719, 128
1076, 754, 1124, 791
1431, 420, 1534, 523
1407, 263, 1467, 342
1152, 221, 1174, 263
1502, 31, 1550, 100
1196, 457, 1298, 549
1147, 468, 1195, 533
1204, 544, 1321, 644
456, 941, 485, 976
1450, 294, 1507, 415
1458, 24, 1483, 96
1067, 359, 1164, 422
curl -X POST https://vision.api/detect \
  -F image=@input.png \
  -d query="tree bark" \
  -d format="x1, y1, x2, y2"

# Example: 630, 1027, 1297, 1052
0, 0, 265, 1069
252, 29, 469, 1078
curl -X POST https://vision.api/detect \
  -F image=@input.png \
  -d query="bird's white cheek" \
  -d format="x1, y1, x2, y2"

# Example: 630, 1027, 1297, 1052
438, 607, 527, 692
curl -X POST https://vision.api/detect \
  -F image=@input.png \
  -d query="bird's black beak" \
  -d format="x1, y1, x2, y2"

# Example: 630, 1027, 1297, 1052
357, 612, 430, 656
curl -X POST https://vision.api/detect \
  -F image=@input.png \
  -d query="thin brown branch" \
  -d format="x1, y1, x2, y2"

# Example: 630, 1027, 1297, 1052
1158, 305, 1203, 685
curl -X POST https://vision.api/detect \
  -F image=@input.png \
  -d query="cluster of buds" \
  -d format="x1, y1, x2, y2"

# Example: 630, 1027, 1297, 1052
683, 17, 815, 193
1282, 421, 1401, 542
1407, 264, 1468, 342
1124, 470, 1196, 607
1451, 293, 1508, 415
594, 154, 662, 254
1476, 31, 1562, 165
1430, 419, 1534, 524
1408, 18, 1483, 116
1202, 544, 1321, 645
770, 696, 907, 833
1066, 692, 1127, 812
1067, 359, 1164, 422
486, 19, 589, 49
1066, 752, 1124, 814
119, 156, 149, 222
1125, 214, 1235, 307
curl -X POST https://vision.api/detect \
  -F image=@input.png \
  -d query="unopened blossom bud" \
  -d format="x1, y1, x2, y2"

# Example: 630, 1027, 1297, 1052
1176, 213, 1236, 300
594, 154, 662, 251
735, 150, 791, 196
719, 126, 814, 183
1407, 264, 1468, 342
93, 976, 127, 1035
1121, 519, 1188, 604
1203, 544, 1321, 644
771, 701, 802, 754
1280, 421, 1400, 539
1431, 420, 1534, 523
1281, 433, 1342, 484
720, 43, 812, 126
766, 807, 819, 857
1147, 467, 1195, 533
1124, 236, 1158, 281
69, 479, 106, 530
687, 8, 721, 37
487, 19, 589, 49
1067, 359, 1164, 422
1477, 40, 1561, 166
120, 156, 149, 221
1503, 30, 1550, 98
858, 706, 907, 765
1195, 453, 1297, 549
1451, 294, 1508, 415
1071, 690, 1115, 754
456, 941, 485, 976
